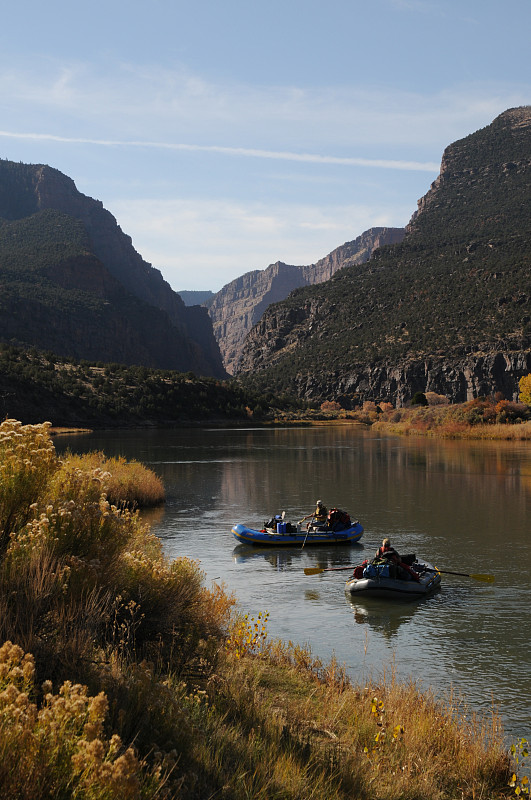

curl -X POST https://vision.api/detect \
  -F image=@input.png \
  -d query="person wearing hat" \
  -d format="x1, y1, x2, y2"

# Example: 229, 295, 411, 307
300, 500, 328, 529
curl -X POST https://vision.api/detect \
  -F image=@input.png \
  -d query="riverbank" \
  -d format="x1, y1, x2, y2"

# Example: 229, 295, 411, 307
273, 396, 531, 440
0, 419, 524, 798
371, 400, 531, 440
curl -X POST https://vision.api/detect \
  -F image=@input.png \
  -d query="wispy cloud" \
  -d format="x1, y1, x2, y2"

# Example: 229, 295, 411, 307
0, 130, 440, 171
1, 58, 527, 157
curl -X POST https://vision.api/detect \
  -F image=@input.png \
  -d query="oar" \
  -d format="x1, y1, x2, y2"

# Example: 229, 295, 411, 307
304, 565, 495, 583
427, 567, 495, 583
301, 527, 311, 549
304, 565, 358, 575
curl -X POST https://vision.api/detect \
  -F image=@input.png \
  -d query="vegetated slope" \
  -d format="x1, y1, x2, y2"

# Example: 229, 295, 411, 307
206, 227, 404, 374
237, 107, 531, 406
0, 344, 298, 427
0, 160, 226, 377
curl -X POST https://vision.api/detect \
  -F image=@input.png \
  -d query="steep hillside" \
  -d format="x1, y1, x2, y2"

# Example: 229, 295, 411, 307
207, 227, 404, 374
236, 107, 531, 405
0, 160, 226, 377
0, 344, 284, 427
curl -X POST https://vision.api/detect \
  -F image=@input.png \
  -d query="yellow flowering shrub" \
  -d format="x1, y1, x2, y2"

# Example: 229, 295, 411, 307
8, 468, 142, 575
0, 420, 58, 554
519, 374, 531, 406
0, 641, 154, 799
226, 611, 269, 659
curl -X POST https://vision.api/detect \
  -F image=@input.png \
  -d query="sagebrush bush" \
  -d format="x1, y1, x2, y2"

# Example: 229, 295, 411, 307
0, 640, 159, 800
0, 420, 58, 554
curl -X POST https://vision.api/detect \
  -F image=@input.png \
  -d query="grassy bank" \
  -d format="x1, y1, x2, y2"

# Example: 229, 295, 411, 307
274, 396, 531, 440
61, 451, 165, 507
0, 418, 523, 798
370, 397, 531, 440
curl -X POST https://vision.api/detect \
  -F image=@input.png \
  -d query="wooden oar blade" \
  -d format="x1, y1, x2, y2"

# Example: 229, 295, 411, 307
304, 565, 358, 575
471, 573, 495, 583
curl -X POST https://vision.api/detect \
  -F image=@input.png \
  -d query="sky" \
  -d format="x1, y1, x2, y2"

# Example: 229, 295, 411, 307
0, 1, 529, 292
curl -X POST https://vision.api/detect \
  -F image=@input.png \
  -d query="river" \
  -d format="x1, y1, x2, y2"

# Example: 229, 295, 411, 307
57, 423, 531, 744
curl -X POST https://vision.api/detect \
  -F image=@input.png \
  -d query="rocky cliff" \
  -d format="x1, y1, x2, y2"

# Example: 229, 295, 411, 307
236, 107, 531, 405
207, 227, 404, 374
0, 161, 226, 377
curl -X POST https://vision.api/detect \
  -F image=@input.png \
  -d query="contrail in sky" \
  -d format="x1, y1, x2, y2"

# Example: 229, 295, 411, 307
0, 130, 440, 172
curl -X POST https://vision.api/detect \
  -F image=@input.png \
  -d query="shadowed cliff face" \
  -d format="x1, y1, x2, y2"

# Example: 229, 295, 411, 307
0, 161, 226, 378
207, 227, 405, 374
236, 107, 531, 405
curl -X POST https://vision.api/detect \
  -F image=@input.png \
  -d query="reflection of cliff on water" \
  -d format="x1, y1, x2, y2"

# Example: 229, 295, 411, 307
346, 594, 433, 641
372, 432, 531, 501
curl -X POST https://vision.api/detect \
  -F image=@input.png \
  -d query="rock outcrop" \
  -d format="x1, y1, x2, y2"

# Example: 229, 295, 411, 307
207, 227, 404, 374
284, 350, 531, 407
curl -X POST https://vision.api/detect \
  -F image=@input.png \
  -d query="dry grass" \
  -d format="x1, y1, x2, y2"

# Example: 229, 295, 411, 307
371, 401, 531, 440
60, 451, 165, 507
180, 640, 512, 800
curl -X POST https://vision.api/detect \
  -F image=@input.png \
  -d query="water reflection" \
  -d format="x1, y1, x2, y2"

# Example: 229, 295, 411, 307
232, 544, 303, 571
232, 543, 364, 572
346, 593, 440, 640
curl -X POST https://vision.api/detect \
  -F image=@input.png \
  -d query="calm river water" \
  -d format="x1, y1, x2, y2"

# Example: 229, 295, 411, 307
57, 424, 531, 743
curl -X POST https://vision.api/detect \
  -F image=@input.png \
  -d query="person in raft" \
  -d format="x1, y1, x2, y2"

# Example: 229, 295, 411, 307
375, 538, 420, 581
300, 500, 328, 529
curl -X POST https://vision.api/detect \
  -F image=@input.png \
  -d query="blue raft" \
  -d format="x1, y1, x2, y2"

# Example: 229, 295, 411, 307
231, 520, 364, 547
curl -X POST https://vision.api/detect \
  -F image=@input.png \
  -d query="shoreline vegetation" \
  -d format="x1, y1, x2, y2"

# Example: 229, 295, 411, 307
0, 418, 526, 799
273, 392, 531, 441
2, 344, 530, 441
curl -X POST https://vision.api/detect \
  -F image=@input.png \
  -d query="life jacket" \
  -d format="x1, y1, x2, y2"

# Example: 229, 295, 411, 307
314, 505, 328, 521
375, 545, 400, 563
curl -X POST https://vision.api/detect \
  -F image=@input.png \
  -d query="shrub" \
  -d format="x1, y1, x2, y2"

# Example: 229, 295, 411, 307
61, 452, 165, 508
320, 401, 342, 413
411, 391, 428, 406
0, 640, 156, 799
425, 391, 449, 405
494, 400, 530, 424
0, 420, 58, 555
519, 374, 531, 405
